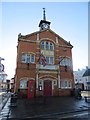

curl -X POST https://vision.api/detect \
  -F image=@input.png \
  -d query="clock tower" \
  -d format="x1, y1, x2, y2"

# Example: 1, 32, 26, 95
39, 8, 51, 31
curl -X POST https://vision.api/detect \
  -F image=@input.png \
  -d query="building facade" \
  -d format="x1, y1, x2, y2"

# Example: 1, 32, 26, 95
74, 67, 89, 90
0, 57, 8, 91
74, 69, 86, 90
15, 9, 75, 98
83, 68, 90, 90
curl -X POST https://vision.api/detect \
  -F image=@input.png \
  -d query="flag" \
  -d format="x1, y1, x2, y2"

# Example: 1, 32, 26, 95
59, 56, 66, 64
39, 54, 47, 67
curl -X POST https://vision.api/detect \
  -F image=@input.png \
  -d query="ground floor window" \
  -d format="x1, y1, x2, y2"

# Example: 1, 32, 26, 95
61, 80, 72, 88
20, 79, 28, 89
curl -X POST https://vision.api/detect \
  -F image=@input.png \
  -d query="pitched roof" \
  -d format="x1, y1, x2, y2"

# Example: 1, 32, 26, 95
18, 28, 73, 47
83, 69, 90, 77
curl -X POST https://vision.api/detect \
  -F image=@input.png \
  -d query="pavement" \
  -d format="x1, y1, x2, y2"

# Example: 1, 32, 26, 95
0, 96, 90, 120
0, 92, 10, 111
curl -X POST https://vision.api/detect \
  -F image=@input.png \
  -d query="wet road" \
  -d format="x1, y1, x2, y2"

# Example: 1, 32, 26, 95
1, 96, 90, 120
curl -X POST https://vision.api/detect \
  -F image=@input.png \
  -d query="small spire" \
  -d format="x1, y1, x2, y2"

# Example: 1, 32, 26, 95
43, 8, 46, 21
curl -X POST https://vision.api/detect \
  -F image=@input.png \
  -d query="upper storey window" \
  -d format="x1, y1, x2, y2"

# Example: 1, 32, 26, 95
41, 41, 44, 49
21, 53, 35, 63
59, 57, 73, 68
40, 41, 54, 51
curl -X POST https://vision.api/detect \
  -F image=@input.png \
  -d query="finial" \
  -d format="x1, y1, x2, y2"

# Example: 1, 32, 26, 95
43, 8, 46, 21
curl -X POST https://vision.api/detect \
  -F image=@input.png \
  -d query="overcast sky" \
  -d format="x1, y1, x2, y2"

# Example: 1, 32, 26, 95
0, 1, 88, 79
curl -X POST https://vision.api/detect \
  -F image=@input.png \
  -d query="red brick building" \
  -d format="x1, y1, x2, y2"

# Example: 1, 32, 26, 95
15, 9, 75, 98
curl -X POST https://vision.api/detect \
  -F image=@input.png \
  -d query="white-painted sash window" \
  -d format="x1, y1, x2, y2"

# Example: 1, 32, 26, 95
21, 53, 35, 63
61, 80, 72, 88
20, 79, 28, 89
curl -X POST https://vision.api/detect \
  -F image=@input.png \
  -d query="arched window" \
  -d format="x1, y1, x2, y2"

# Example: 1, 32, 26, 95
46, 42, 49, 50
50, 43, 54, 50
40, 41, 54, 51
41, 41, 44, 49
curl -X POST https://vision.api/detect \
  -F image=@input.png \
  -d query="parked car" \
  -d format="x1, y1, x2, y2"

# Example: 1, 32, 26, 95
81, 90, 90, 102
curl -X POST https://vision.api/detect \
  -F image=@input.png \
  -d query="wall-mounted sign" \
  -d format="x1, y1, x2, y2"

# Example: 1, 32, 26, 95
0, 63, 4, 72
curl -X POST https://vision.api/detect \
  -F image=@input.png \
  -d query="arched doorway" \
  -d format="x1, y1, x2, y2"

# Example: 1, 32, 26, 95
44, 80, 52, 96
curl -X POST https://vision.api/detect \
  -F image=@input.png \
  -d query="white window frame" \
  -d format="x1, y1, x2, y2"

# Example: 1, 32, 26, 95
61, 80, 72, 89
20, 79, 28, 89
21, 53, 35, 63
59, 57, 72, 67
41, 41, 44, 49
46, 41, 49, 50
45, 56, 54, 65
40, 41, 54, 51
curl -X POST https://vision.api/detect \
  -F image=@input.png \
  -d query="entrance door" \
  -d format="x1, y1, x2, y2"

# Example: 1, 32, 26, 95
44, 80, 52, 96
28, 80, 35, 99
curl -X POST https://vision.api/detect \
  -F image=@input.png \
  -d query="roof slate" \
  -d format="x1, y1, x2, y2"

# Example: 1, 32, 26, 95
83, 69, 90, 77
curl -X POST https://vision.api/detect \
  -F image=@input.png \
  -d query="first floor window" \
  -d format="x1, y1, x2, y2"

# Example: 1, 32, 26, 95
31, 54, 35, 63
21, 53, 35, 63
46, 56, 49, 64
27, 54, 30, 63
50, 57, 54, 64
22, 53, 26, 63
59, 57, 73, 68
45, 56, 54, 64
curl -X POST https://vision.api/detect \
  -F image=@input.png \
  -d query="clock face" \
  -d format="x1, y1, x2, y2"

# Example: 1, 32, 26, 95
42, 23, 49, 29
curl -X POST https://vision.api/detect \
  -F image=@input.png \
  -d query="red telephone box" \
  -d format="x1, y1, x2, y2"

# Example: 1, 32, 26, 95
28, 80, 35, 99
